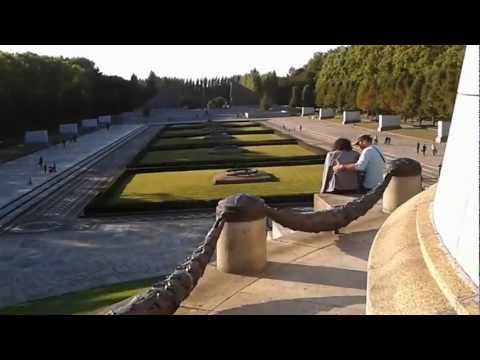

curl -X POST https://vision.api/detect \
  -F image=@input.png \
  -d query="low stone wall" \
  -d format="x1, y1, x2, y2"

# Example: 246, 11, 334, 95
25, 130, 49, 144
81, 118, 98, 129
342, 111, 361, 124
378, 115, 401, 131
319, 108, 336, 119
98, 115, 112, 125
435, 120, 451, 143
301, 107, 315, 117
59, 123, 78, 136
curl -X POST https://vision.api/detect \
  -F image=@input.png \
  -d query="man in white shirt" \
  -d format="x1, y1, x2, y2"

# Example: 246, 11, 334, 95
333, 134, 386, 192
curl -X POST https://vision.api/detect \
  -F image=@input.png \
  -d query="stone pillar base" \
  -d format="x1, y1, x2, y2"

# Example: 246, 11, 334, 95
217, 218, 267, 275
382, 175, 422, 213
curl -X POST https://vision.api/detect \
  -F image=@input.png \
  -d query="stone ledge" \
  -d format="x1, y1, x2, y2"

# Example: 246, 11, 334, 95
416, 185, 479, 315
366, 188, 479, 315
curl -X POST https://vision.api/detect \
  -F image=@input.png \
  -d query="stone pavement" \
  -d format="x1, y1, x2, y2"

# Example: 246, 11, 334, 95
0, 212, 215, 309
175, 194, 388, 315
264, 117, 445, 180
0, 124, 143, 210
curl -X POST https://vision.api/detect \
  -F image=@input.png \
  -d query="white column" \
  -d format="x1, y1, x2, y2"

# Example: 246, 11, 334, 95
432, 45, 479, 286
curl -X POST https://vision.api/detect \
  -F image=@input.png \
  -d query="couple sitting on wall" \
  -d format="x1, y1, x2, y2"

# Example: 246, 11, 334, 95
321, 134, 386, 194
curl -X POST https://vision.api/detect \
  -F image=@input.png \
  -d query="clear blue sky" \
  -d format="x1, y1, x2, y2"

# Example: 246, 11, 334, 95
0, 45, 340, 80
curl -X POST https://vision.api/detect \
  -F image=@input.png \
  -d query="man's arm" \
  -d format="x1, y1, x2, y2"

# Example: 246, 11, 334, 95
333, 149, 369, 174
333, 163, 357, 173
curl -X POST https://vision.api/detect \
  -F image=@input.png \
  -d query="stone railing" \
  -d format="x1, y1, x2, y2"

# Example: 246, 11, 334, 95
104, 158, 421, 315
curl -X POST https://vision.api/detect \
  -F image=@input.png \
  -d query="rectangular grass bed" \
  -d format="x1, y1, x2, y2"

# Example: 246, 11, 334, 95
105, 164, 324, 207
138, 144, 319, 165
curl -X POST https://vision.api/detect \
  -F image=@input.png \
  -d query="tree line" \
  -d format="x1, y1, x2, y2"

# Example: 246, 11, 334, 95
238, 45, 465, 123
0, 51, 156, 138
1, 46, 464, 139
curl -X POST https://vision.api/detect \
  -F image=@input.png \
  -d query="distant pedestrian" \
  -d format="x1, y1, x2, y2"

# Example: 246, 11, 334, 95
43, 163, 47, 173
416, 142, 420, 154
374, 135, 378, 144
27, 176, 33, 186
52, 161, 56, 173
431, 144, 437, 156
438, 164, 442, 177
383, 136, 387, 145
388, 137, 392, 145
421, 144, 427, 156
299, 125, 302, 131
38, 156, 43, 167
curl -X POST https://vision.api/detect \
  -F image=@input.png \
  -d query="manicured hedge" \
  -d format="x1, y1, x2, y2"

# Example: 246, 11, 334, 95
148, 139, 298, 151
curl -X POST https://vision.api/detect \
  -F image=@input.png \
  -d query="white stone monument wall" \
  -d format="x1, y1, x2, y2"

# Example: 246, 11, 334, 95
301, 107, 315, 117
433, 45, 479, 286
435, 120, 451, 143
25, 130, 49, 144
319, 108, 335, 119
378, 115, 401, 131
59, 123, 78, 135
98, 115, 112, 125
81, 118, 98, 128
342, 111, 361, 124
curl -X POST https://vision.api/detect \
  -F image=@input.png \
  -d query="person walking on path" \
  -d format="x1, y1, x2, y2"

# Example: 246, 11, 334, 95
416, 142, 420, 154
43, 163, 47, 174
38, 156, 43, 167
374, 135, 378, 144
27, 176, 33, 186
421, 144, 427, 156
431, 144, 437, 156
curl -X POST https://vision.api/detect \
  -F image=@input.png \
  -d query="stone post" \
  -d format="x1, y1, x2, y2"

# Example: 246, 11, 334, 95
216, 194, 267, 275
382, 160, 422, 213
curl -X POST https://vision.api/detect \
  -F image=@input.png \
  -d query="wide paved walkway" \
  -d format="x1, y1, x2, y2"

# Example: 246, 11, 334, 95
0, 124, 143, 210
265, 117, 445, 179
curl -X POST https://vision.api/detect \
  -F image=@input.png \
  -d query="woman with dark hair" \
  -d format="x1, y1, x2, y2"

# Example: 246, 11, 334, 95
320, 137, 360, 193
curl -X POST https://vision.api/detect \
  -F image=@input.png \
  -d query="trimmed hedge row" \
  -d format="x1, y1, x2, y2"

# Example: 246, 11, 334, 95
128, 156, 325, 173
147, 138, 298, 151
157, 129, 274, 139
84, 189, 314, 217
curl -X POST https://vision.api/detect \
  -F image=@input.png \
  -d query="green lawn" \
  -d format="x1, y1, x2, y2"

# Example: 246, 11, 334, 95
0, 277, 162, 315
353, 122, 436, 141
139, 144, 318, 165
159, 126, 267, 138
151, 133, 288, 147
231, 133, 288, 141
108, 164, 324, 205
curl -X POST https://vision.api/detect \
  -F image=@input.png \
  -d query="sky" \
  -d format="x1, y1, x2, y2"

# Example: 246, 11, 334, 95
0, 45, 340, 80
